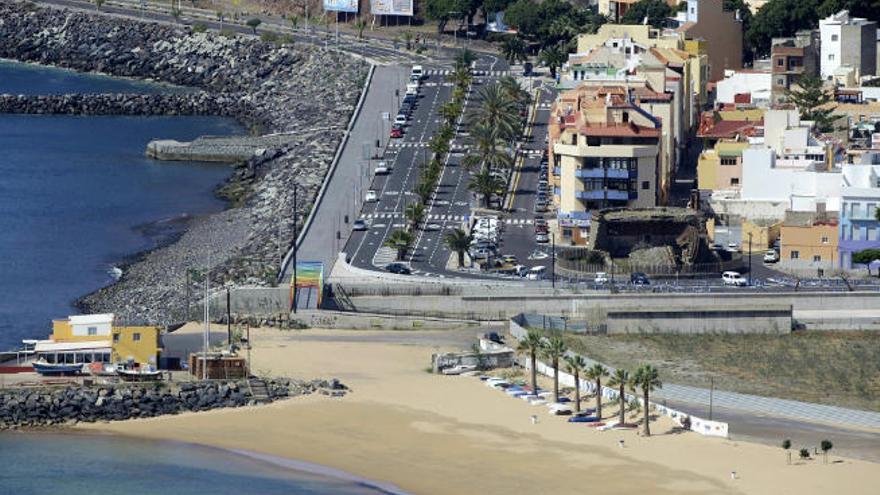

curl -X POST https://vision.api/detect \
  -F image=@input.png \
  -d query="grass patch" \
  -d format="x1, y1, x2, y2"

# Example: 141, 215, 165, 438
562, 332, 880, 411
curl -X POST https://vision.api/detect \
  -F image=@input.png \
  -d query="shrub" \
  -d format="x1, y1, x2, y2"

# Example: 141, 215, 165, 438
192, 23, 208, 33
799, 448, 810, 460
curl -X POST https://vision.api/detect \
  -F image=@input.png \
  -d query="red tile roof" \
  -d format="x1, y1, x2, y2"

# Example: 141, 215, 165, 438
581, 123, 661, 138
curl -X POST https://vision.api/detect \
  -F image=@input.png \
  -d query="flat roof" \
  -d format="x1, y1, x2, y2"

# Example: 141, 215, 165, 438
69, 314, 114, 326
35, 340, 112, 353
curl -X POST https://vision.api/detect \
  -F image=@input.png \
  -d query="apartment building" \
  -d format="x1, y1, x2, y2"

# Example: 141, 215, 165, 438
820, 10, 878, 80
676, 0, 744, 81
838, 157, 880, 269
779, 211, 839, 274
770, 31, 820, 103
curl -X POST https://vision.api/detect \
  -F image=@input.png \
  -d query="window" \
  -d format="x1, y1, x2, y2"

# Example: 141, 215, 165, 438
622, 111, 629, 123
831, 34, 838, 41
821, 236, 829, 244
828, 54, 835, 61
813, 255, 822, 262
113, 334, 119, 343
720, 157, 737, 166
791, 251, 800, 259
641, 181, 650, 190
133, 333, 141, 342
777, 78, 785, 86
87, 326, 97, 336
730, 177, 740, 186
777, 58, 784, 66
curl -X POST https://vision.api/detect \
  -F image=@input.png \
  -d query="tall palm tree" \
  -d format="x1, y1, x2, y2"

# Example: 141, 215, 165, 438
454, 48, 476, 71
517, 330, 544, 397
607, 368, 632, 425
444, 228, 473, 268
414, 180, 434, 205
468, 169, 505, 208
563, 354, 587, 413
449, 64, 472, 91
500, 36, 528, 65
467, 122, 513, 172
539, 43, 567, 80
472, 83, 521, 142
404, 202, 425, 231
541, 332, 567, 403
383, 229, 414, 261
633, 364, 663, 437
585, 364, 609, 419
438, 101, 462, 126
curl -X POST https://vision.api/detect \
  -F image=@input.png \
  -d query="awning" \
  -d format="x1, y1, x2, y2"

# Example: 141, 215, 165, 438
34, 340, 112, 353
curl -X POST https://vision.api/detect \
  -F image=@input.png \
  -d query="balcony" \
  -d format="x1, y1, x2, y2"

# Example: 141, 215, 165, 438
576, 189, 633, 201
554, 142, 658, 159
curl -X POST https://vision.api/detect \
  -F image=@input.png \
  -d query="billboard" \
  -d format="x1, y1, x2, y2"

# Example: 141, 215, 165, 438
323, 0, 358, 13
371, 0, 413, 16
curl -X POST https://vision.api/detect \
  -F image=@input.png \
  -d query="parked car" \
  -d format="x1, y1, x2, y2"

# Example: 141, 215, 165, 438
403, 94, 416, 103
483, 332, 504, 344
763, 250, 780, 263
501, 255, 518, 265
365, 190, 378, 202
630, 272, 650, 285
390, 127, 403, 138
394, 114, 407, 126
594, 272, 609, 284
410, 65, 424, 81
722, 271, 748, 286
385, 263, 411, 275
526, 266, 546, 280
535, 232, 550, 243
352, 219, 367, 231
374, 162, 391, 174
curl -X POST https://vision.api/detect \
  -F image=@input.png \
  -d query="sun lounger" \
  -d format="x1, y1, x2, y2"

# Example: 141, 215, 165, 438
568, 415, 600, 423
529, 398, 548, 406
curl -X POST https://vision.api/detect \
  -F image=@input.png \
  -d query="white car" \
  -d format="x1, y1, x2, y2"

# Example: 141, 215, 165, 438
374, 162, 390, 174
722, 271, 748, 287
535, 232, 549, 243
594, 272, 609, 284
526, 266, 546, 280
365, 190, 378, 202
352, 219, 367, 231
763, 250, 779, 263
394, 114, 407, 126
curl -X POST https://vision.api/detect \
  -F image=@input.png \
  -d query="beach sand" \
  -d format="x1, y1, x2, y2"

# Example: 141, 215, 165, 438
79, 327, 880, 494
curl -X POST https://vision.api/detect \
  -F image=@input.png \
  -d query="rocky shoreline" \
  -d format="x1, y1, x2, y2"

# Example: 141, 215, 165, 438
0, 378, 348, 430
0, 1, 369, 324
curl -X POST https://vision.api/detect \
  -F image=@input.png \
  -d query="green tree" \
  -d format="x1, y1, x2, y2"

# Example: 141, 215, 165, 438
786, 76, 837, 133
620, 0, 674, 28
404, 202, 426, 231
383, 229, 415, 261
498, 75, 531, 108
246, 17, 262, 35
429, 133, 451, 156
468, 169, 506, 208
403, 31, 414, 50
472, 83, 521, 141
541, 332, 567, 403
585, 364, 609, 419
799, 448, 811, 460
782, 439, 792, 464
820, 439, 833, 464
425, 0, 475, 34
817, 0, 880, 21
504, 0, 542, 38
747, 0, 821, 57
607, 368, 632, 425
415, 180, 435, 205
539, 42, 567, 79
563, 354, 588, 413
444, 228, 473, 268
501, 36, 528, 65
354, 19, 368, 39
852, 248, 880, 276
449, 64, 473, 91
439, 101, 463, 126
517, 330, 545, 397
289, 15, 301, 30
633, 364, 662, 436
455, 48, 477, 70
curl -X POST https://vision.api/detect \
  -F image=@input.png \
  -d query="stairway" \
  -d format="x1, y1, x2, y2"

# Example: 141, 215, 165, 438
247, 378, 271, 404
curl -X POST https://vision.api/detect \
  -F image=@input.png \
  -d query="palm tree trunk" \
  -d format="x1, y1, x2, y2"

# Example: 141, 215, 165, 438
457, 250, 465, 268
595, 378, 602, 419
553, 359, 559, 403
643, 389, 651, 437
574, 371, 581, 413
618, 384, 625, 425
530, 352, 537, 396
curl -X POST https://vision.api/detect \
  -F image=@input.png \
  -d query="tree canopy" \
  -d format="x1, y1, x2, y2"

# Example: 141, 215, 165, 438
620, 0, 674, 28
786, 76, 837, 133
502, 0, 606, 46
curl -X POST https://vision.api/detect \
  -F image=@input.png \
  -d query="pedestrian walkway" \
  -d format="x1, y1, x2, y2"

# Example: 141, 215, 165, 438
387, 141, 429, 148
372, 246, 398, 267
425, 69, 511, 77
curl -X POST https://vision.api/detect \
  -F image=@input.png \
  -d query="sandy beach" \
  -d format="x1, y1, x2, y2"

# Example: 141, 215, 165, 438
79, 326, 880, 494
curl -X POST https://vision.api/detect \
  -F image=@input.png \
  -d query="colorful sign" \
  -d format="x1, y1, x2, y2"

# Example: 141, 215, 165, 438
290, 262, 324, 310
323, 0, 358, 13
370, 0, 413, 16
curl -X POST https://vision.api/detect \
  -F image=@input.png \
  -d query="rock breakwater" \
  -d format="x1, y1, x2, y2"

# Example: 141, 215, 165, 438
0, 378, 348, 429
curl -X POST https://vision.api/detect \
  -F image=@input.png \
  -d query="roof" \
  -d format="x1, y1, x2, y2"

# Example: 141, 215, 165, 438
35, 340, 112, 353
698, 118, 762, 139
68, 314, 114, 326
676, 22, 696, 34
581, 123, 661, 137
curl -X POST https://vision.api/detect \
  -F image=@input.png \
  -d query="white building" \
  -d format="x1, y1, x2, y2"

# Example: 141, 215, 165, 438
740, 147, 841, 212
715, 69, 772, 106
820, 10, 878, 80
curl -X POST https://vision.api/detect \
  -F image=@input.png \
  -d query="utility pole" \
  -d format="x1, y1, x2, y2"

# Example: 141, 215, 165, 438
226, 287, 231, 347
709, 376, 714, 421
293, 185, 299, 314
748, 232, 753, 286
551, 236, 556, 289
203, 269, 209, 381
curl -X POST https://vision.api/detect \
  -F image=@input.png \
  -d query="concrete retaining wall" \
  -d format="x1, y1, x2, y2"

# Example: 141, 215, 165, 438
290, 310, 481, 330
432, 348, 516, 373
606, 306, 792, 334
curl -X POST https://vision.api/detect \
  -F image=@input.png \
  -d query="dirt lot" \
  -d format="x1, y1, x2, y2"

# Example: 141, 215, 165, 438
562, 331, 880, 412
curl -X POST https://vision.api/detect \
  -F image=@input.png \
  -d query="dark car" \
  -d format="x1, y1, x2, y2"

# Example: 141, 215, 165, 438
385, 263, 411, 275
630, 272, 650, 285
483, 332, 504, 344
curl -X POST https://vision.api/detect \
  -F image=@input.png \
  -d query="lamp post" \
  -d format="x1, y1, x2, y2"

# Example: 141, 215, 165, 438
292, 185, 299, 314
748, 232, 753, 286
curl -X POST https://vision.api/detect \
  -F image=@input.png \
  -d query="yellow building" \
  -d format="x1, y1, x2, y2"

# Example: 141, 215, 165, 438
112, 326, 161, 366
37, 313, 161, 367
742, 219, 783, 254
780, 213, 840, 266
697, 140, 750, 191
577, 24, 682, 54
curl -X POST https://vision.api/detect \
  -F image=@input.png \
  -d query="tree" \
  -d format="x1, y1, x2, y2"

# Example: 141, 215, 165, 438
539, 43, 567, 80
415, 180, 435, 205
472, 83, 521, 141
468, 169, 506, 208
383, 229, 415, 261
498, 75, 531, 108
851, 248, 880, 276
585, 364, 609, 419
633, 364, 662, 436
404, 202, 426, 231
501, 36, 528, 65
799, 448, 811, 460
354, 19, 367, 39
246, 18, 262, 35
607, 368, 632, 425
503, 0, 543, 39
541, 332, 567, 403
786, 76, 837, 133
747, 0, 821, 57
429, 133, 451, 156
439, 101, 463, 126
782, 439, 792, 465
517, 330, 545, 397
620, 0, 674, 28
455, 48, 477, 71
563, 354, 587, 413
289, 15, 301, 30
820, 439, 833, 464
444, 228, 473, 268
403, 31, 414, 50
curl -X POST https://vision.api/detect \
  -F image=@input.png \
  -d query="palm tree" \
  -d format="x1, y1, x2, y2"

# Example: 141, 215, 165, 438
541, 332, 567, 403
404, 202, 425, 231
414, 180, 434, 205
449, 64, 472, 91
517, 330, 544, 397
820, 439, 833, 464
472, 83, 521, 142
429, 134, 450, 157
633, 364, 662, 437
468, 169, 505, 208
607, 368, 632, 425
383, 229, 414, 261
500, 36, 528, 65
539, 43, 567, 80
498, 75, 530, 107
585, 364, 609, 419
289, 15, 300, 30
467, 122, 513, 171
444, 228, 472, 268
403, 31, 414, 50
454, 48, 476, 71
354, 19, 368, 39
438, 101, 462, 126
563, 354, 587, 413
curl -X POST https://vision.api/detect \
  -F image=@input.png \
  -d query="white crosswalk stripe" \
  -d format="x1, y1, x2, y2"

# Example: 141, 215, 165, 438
372, 246, 397, 267
425, 69, 512, 77
386, 141, 428, 149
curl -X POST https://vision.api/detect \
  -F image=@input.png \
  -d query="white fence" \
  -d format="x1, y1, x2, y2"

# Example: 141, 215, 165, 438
509, 317, 729, 438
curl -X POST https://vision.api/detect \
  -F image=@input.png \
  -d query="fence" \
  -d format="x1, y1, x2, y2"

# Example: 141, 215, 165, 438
508, 315, 729, 438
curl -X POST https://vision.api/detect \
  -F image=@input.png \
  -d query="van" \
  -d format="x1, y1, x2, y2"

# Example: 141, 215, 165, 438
722, 271, 748, 287
410, 65, 424, 81
405, 82, 419, 96
526, 266, 547, 280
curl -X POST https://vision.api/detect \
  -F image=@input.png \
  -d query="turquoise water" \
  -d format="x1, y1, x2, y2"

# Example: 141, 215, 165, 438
0, 60, 241, 349
0, 433, 397, 494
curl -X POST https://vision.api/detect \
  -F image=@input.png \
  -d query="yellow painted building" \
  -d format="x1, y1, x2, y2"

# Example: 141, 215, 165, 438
44, 313, 161, 366
742, 219, 783, 254
112, 326, 161, 366
697, 140, 750, 191
780, 215, 839, 265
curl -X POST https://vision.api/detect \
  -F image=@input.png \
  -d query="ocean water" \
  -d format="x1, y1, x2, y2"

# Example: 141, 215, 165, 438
0, 60, 242, 349
0, 433, 396, 495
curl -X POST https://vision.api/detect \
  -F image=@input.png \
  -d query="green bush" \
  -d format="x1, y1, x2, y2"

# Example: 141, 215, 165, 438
192, 23, 208, 33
